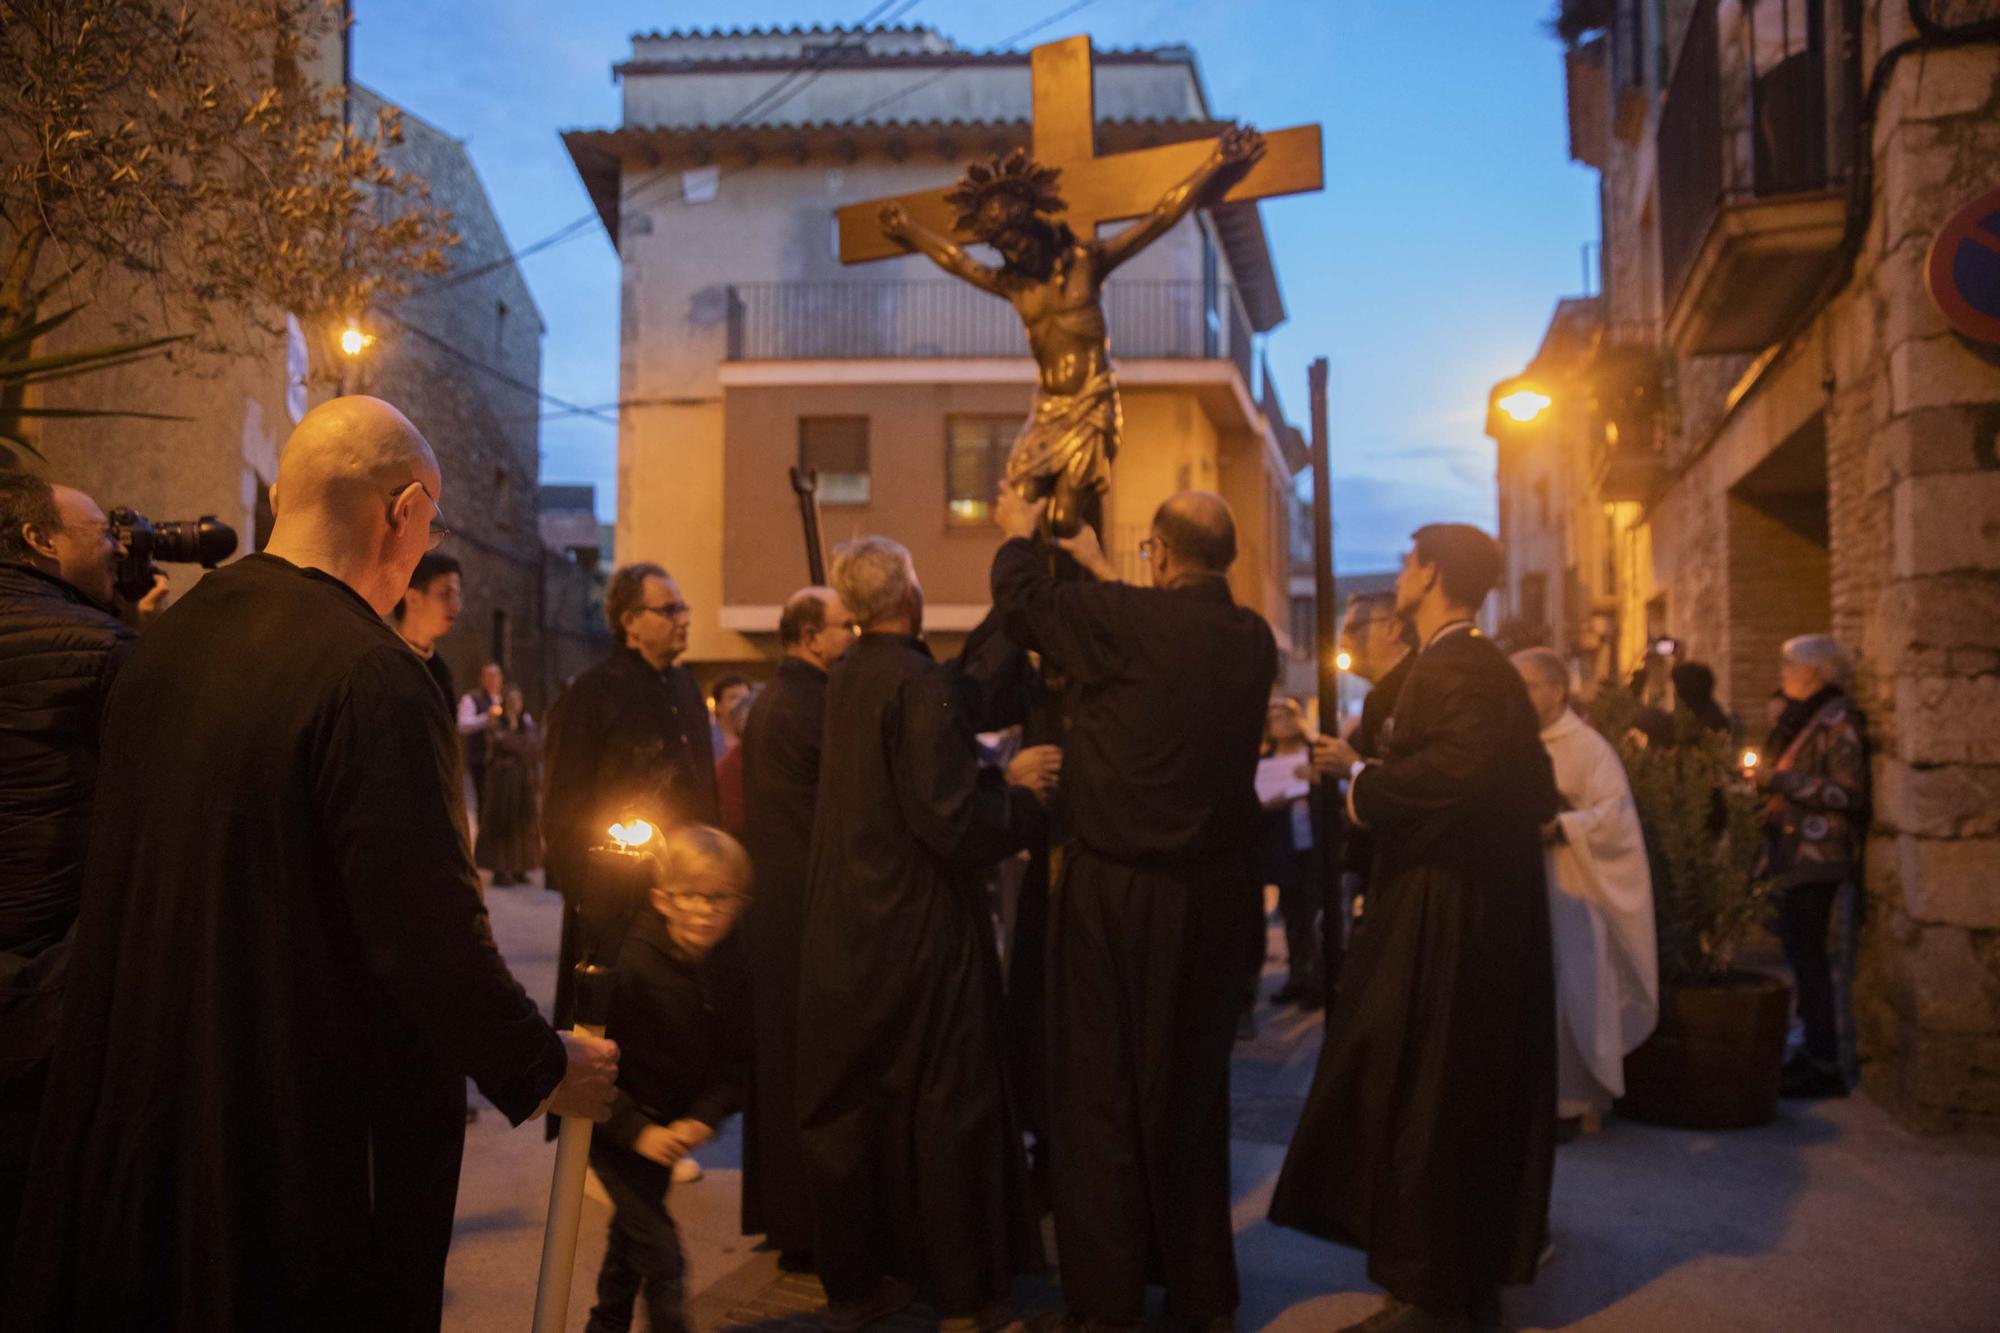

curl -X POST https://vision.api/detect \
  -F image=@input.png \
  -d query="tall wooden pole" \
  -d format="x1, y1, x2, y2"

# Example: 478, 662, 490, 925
1308, 356, 1345, 999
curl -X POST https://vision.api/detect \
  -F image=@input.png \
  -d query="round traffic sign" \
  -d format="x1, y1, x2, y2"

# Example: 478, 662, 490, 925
1926, 184, 2000, 344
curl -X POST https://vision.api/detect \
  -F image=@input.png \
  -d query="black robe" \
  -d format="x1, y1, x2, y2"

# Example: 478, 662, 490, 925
736, 655, 827, 1253
795, 633, 1042, 1318
990, 538, 1276, 1327
1269, 625, 1558, 1315
541, 644, 717, 1037
4, 554, 566, 1333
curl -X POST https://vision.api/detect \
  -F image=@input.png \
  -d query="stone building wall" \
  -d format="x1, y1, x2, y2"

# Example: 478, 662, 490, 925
1513, 2, 2000, 1128
357, 87, 552, 710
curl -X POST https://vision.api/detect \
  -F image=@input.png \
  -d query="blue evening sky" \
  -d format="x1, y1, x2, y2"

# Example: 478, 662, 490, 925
353, 0, 1598, 574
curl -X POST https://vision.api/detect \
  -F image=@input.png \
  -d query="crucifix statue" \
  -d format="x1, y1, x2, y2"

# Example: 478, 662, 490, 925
836, 35, 1323, 538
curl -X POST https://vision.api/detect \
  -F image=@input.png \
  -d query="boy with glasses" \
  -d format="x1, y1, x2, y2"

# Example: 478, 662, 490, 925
585, 824, 753, 1333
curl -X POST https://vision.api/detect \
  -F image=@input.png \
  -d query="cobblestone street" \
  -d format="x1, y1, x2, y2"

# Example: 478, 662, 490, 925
445, 878, 2000, 1331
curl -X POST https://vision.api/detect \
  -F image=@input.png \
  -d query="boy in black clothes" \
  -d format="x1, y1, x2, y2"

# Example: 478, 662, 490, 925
586, 824, 753, 1333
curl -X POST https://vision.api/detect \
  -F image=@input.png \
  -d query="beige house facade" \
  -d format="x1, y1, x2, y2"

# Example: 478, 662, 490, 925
565, 24, 1310, 670
1492, 1, 2000, 1129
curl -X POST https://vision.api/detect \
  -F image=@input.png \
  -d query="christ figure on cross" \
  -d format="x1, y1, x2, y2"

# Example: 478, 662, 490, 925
878, 126, 1265, 538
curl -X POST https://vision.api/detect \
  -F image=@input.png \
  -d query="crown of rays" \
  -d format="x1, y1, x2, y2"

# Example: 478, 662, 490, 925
943, 148, 1067, 235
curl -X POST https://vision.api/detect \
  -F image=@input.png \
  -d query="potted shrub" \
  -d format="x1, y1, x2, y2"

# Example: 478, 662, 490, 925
1586, 691, 1790, 1129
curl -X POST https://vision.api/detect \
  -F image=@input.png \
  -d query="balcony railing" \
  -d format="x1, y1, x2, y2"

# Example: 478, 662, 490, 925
724, 279, 1254, 386
1658, 0, 1849, 312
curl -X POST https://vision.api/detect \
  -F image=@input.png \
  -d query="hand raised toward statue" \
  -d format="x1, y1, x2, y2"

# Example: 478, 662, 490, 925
546, 1030, 620, 1122
1215, 124, 1266, 170
1055, 525, 1117, 583
878, 202, 912, 241
1006, 744, 1063, 802
995, 486, 1047, 542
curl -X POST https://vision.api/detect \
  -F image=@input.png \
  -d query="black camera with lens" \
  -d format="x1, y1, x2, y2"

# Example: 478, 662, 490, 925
108, 508, 238, 601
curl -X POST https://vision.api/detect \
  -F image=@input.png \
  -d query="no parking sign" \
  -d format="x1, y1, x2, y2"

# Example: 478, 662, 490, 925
1926, 184, 2000, 345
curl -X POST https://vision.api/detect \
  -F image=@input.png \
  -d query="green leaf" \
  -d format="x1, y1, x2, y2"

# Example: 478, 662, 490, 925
8, 406, 189, 422
0, 305, 86, 358
0, 332, 188, 381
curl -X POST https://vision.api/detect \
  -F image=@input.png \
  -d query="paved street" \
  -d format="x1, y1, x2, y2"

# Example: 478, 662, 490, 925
446, 878, 2000, 1331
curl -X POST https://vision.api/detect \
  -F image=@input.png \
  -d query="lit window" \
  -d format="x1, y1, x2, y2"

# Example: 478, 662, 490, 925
946, 415, 1019, 526
800, 417, 870, 505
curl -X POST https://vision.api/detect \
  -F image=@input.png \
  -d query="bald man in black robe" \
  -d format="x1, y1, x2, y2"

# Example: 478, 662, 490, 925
4, 397, 617, 1333
991, 488, 1276, 1332
1271, 524, 1558, 1333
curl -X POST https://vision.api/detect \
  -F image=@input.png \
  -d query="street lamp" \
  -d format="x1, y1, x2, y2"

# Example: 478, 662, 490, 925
1497, 387, 1553, 423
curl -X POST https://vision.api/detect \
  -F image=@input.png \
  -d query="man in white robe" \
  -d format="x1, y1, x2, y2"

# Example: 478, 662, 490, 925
1513, 648, 1658, 1128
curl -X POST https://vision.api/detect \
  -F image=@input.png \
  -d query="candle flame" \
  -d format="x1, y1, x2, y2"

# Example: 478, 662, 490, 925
608, 819, 656, 849
1741, 749, 1760, 770
1335, 651, 1353, 672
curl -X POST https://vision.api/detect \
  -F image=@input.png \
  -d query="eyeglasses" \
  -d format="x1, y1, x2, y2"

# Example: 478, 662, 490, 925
389, 481, 452, 550
662, 889, 749, 912
640, 600, 692, 621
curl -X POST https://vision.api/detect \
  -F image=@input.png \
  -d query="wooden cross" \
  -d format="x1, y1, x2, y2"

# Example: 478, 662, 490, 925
835, 35, 1323, 264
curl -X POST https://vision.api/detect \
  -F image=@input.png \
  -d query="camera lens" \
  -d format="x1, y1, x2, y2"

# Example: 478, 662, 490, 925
148, 517, 237, 569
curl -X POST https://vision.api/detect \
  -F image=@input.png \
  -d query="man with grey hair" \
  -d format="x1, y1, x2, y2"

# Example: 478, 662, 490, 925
797, 537, 1053, 1330
1512, 647, 1657, 1137
1757, 632, 1868, 1099
991, 488, 1277, 1333
739, 585, 853, 1266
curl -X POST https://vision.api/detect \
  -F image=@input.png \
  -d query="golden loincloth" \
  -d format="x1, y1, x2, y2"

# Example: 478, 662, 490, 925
1004, 368, 1122, 505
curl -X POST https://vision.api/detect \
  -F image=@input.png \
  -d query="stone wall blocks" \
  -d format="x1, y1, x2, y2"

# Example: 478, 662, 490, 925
1894, 673, 2000, 765
1879, 573, 2000, 652
1877, 761, 2000, 840
1886, 336, 2000, 417
1892, 47, 2000, 124
1890, 470, 2000, 578
1906, 924, 2000, 1032
1898, 835, 2000, 928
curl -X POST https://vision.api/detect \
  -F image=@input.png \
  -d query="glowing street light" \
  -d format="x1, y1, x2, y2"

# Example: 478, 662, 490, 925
1497, 387, 1553, 423
338, 324, 375, 357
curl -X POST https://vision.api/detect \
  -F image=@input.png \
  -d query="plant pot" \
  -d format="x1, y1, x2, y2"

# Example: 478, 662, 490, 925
1615, 970, 1791, 1129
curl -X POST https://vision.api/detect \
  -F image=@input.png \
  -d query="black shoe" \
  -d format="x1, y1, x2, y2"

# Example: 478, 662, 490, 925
1269, 980, 1301, 1005
819, 1277, 914, 1331
1780, 1054, 1847, 1099
1554, 1114, 1582, 1144
777, 1248, 815, 1273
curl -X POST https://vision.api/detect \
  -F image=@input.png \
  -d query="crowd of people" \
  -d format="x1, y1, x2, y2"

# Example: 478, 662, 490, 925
0, 392, 1872, 1333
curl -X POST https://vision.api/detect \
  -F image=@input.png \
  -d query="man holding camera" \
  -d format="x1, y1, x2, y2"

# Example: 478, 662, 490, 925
5, 398, 617, 1332
0, 473, 171, 1292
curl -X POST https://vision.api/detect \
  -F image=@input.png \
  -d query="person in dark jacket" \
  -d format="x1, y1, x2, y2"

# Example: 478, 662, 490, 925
0, 473, 159, 1291
586, 823, 753, 1333
1756, 633, 1869, 1100
737, 586, 853, 1265
4, 398, 616, 1333
992, 488, 1276, 1333
542, 561, 719, 1036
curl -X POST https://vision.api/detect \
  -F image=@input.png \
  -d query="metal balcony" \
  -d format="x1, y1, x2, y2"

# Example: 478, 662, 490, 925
723, 278, 1255, 387
1657, 0, 1852, 357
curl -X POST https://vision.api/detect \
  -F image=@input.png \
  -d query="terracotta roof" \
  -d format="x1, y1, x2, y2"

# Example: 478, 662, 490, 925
561, 116, 1285, 330
631, 23, 935, 40
613, 46, 1196, 78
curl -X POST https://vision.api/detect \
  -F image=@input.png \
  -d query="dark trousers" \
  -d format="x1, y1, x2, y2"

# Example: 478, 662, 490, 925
1047, 849, 1245, 1325
1773, 879, 1848, 1068
1273, 847, 1321, 990
587, 1142, 686, 1333
0, 1060, 47, 1302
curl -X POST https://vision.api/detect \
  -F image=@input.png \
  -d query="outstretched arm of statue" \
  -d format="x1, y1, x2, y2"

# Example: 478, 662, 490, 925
879, 202, 1005, 295
1099, 124, 1267, 273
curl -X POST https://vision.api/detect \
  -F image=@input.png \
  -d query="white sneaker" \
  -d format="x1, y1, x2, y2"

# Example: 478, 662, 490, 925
672, 1155, 703, 1184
